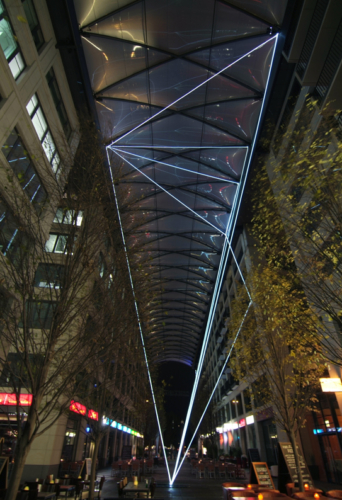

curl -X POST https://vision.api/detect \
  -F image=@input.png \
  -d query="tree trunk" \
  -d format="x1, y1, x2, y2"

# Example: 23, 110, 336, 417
288, 428, 304, 492
89, 435, 102, 500
5, 431, 32, 500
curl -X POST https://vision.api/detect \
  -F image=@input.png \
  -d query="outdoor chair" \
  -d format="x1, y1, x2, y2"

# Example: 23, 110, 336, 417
218, 463, 226, 478
196, 464, 205, 478
207, 464, 215, 478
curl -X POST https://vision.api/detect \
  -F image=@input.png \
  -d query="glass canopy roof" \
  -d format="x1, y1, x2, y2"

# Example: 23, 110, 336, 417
74, 0, 287, 367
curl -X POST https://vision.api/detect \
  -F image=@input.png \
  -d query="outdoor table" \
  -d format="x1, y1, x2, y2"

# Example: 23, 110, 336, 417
123, 481, 150, 497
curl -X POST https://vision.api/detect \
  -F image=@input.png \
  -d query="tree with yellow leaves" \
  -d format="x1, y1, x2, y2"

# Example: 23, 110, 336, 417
229, 263, 326, 491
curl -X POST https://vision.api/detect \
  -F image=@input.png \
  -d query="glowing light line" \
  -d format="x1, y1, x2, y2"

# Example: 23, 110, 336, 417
226, 34, 279, 240
106, 149, 172, 484
172, 34, 279, 482
110, 37, 277, 146
172, 300, 252, 480
112, 147, 240, 184
110, 146, 248, 149
112, 147, 251, 484
111, 148, 250, 298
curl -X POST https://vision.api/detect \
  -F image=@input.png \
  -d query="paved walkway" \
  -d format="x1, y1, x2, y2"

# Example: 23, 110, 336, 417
99, 461, 342, 500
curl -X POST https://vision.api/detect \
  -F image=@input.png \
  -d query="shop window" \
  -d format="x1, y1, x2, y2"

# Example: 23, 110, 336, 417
0, 0, 25, 79
21, 0, 44, 52
2, 128, 48, 213
24, 300, 57, 329
53, 208, 83, 226
46, 67, 72, 140
26, 94, 60, 173
231, 400, 236, 419
45, 233, 71, 254
34, 263, 64, 288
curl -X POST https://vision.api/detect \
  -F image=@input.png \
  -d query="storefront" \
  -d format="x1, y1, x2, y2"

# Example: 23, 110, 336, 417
303, 392, 342, 483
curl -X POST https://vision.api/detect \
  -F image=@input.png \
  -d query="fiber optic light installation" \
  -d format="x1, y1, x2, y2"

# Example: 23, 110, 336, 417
104, 30, 279, 484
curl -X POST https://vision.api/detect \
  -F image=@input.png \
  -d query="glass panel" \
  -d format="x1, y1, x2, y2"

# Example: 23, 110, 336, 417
22, 0, 44, 51
145, 0, 215, 54
213, 2, 267, 44
82, 37, 148, 93
148, 59, 207, 110
0, 17, 16, 59
186, 99, 262, 141
220, 36, 276, 93
89, 2, 145, 43
96, 100, 161, 140
103, 70, 150, 102
226, 0, 287, 25
26, 94, 38, 116
74, 0, 134, 29
55, 234, 67, 253
31, 109, 47, 140
8, 52, 25, 80
42, 131, 56, 161
45, 234, 57, 252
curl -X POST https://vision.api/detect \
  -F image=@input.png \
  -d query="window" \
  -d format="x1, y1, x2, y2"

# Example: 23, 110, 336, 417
34, 263, 64, 288
0, 200, 18, 257
0, 352, 42, 386
2, 128, 48, 212
26, 94, 60, 173
21, 0, 44, 52
25, 300, 56, 329
0, 0, 25, 79
46, 67, 72, 140
45, 233, 70, 254
53, 208, 83, 226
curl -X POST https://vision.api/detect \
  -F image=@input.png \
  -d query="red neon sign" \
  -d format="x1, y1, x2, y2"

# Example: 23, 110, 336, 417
70, 401, 86, 415
239, 418, 246, 428
88, 409, 98, 421
0, 393, 33, 406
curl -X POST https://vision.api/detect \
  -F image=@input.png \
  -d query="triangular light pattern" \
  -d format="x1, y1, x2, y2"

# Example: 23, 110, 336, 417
107, 34, 278, 483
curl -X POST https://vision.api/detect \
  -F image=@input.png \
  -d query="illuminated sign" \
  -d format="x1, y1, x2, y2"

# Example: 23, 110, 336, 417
320, 378, 342, 392
0, 393, 32, 406
88, 409, 98, 421
216, 426, 223, 433
70, 401, 86, 415
246, 415, 254, 425
239, 418, 246, 428
117, 423, 122, 430
111, 420, 117, 428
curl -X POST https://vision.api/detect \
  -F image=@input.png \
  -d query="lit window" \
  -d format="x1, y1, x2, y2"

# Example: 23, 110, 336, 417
26, 94, 60, 173
53, 208, 83, 226
45, 233, 69, 254
0, 0, 25, 79
2, 128, 48, 213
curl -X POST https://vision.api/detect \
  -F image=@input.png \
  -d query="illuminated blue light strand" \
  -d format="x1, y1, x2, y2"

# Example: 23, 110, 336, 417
172, 34, 279, 482
172, 300, 252, 480
112, 147, 251, 484
107, 34, 278, 484
111, 148, 250, 298
110, 37, 277, 147
106, 148, 172, 484
112, 147, 240, 184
